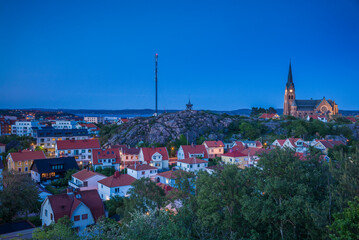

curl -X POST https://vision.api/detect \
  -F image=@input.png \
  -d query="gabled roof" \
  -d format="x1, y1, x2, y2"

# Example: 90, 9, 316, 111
47, 189, 105, 222
72, 169, 105, 181
92, 148, 120, 165
140, 147, 169, 163
203, 141, 224, 148
241, 148, 270, 156
30, 157, 79, 174
122, 146, 141, 155
273, 139, 286, 146
287, 138, 305, 147
98, 172, 136, 188
222, 150, 247, 158
127, 164, 158, 171
156, 170, 192, 179
180, 145, 208, 159
9, 150, 46, 162
56, 139, 101, 150
177, 157, 208, 164
79, 123, 97, 129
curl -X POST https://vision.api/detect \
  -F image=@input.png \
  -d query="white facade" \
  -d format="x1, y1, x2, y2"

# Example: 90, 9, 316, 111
139, 151, 169, 169
127, 167, 158, 179
69, 174, 107, 191
84, 117, 104, 124
97, 183, 132, 200
52, 120, 76, 129
11, 121, 39, 136
41, 198, 55, 227
31, 170, 41, 183
55, 147, 95, 165
176, 161, 208, 173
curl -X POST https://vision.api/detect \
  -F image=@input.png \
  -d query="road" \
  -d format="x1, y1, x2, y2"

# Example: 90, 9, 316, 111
0, 228, 37, 239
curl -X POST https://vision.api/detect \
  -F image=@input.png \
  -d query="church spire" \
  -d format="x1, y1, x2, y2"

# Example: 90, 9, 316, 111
286, 60, 294, 89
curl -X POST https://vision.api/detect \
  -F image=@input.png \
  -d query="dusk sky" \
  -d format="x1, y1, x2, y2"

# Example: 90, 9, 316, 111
1, 0, 358, 111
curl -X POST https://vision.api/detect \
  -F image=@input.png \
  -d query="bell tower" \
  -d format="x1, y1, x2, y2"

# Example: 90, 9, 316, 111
283, 61, 296, 116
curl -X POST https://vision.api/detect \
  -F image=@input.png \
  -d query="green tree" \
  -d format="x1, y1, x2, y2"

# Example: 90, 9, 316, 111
0, 171, 40, 222
82, 217, 122, 240
105, 195, 124, 217
122, 178, 166, 220
329, 197, 359, 240
32, 216, 78, 240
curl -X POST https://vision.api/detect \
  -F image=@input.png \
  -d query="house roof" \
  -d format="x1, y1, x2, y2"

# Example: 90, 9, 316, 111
241, 148, 270, 156
140, 147, 169, 163
288, 138, 305, 147
222, 151, 247, 157
273, 139, 286, 146
127, 164, 158, 171
122, 146, 141, 155
203, 141, 224, 148
180, 145, 208, 159
0, 143, 5, 147
98, 172, 136, 188
9, 150, 46, 162
177, 157, 208, 164
79, 123, 97, 128
30, 157, 79, 174
156, 170, 191, 179
72, 169, 105, 181
92, 148, 120, 165
47, 189, 105, 223
56, 139, 101, 150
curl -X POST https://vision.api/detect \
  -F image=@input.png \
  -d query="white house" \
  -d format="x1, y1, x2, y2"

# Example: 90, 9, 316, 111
177, 144, 208, 160
69, 169, 107, 191
127, 164, 158, 179
11, 121, 39, 136
55, 139, 101, 167
40, 189, 105, 231
52, 120, 77, 129
92, 148, 121, 171
84, 116, 104, 124
97, 171, 136, 200
306, 115, 328, 123
139, 147, 169, 169
176, 158, 208, 172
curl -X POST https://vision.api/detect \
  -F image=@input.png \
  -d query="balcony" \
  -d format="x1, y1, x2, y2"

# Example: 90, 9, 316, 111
68, 181, 83, 189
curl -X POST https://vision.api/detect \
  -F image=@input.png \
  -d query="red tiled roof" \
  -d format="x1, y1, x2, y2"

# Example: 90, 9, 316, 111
122, 146, 141, 155
345, 117, 357, 123
156, 183, 173, 195
203, 141, 224, 148
92, 148, 120, 165
9, 150, 46, 162
121, 119, 129, 123
156, 170, 190, 179
48, 189, 105, 223
222, 150, 247, 157
318, 140, 345, 149
241, 148, 270, 156
56, 139, 101, 150
140, 147, 169, 164
288, 138, 306, 147
259, 113, 278, 119
180, 145, 208, 159
72, 169, 105, 181
0, 143, 5, 147
127, 164, 158, 171
230, 145, 246, 152
177, 157, 208, 164
79, 123, 97, 128
98, 172, 136, 188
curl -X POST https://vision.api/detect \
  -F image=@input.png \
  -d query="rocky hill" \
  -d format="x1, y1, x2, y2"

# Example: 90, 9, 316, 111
106, 111, 242, 146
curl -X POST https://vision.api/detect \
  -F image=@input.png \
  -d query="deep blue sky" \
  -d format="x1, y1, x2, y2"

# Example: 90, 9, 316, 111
1, 0, 358, 111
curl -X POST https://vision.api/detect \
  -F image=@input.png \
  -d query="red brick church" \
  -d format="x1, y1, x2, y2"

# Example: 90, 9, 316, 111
283, 62, 338, 118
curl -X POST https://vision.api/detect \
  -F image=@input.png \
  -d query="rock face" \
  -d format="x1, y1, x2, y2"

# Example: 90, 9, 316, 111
108, 111, 235, 146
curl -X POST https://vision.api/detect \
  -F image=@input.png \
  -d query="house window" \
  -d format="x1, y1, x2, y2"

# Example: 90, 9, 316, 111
45, 209, 48, 217
51, 213, 53, 220
74, 215, 80, 221
82, 214, 88, 220
115, 188, 119, 193
82, 150, 85, 153
25, 167, 28, 172
142, 171, 145, 175
18, 168, 21, 172
197, 164, 200, 167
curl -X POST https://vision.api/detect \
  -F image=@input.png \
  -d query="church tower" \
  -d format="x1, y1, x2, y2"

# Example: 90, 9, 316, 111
283, 61, 296, 116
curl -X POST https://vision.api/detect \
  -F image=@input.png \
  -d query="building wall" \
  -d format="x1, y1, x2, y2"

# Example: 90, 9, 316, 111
56, 147, 97, 166
41, 198, 55, 227
127, 168, 158, 179
31, 170, 41, 182
97, 183, 132, 200
176, 162, 207, 172
7, 155, 33, 173
71, 203, 95, 231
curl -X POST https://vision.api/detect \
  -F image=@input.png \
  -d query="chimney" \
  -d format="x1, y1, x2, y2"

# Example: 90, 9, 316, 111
114, 171, 120, 178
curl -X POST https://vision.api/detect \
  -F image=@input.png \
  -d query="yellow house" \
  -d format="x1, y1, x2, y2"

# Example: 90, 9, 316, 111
7, 150, 46, 173
221, 151, 248, 169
